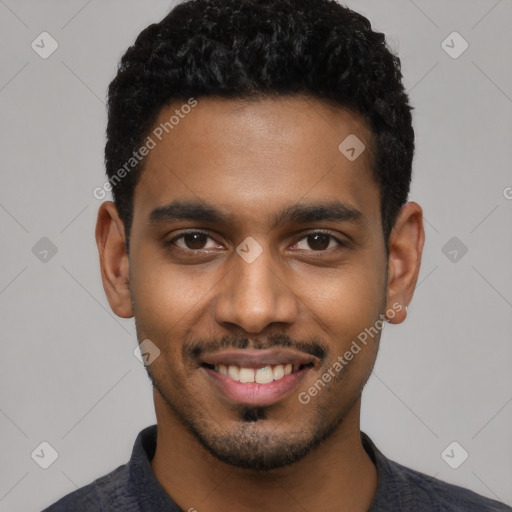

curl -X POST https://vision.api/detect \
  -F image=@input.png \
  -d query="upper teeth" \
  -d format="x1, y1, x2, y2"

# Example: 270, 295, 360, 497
216, 364, 293, 384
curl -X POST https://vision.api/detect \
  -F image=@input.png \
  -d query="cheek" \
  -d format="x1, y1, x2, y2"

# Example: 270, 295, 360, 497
297, 261, 385, 331
129, 250, 214, 358
294, 259, 386, 383
132, 243, 211, 317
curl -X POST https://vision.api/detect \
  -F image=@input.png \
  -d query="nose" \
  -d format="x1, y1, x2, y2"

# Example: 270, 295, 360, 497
213, 246, 299, 334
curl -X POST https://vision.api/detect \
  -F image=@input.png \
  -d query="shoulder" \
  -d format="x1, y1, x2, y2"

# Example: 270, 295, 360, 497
41, 464, 129, 512
382, 457, 511, 511
362, 433, 511, 512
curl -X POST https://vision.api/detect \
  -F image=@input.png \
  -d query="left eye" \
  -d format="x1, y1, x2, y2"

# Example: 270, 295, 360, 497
294, 233, 341, 251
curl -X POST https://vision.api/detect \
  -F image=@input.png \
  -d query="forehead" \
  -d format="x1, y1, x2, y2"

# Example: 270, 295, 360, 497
133, 96, 379, 227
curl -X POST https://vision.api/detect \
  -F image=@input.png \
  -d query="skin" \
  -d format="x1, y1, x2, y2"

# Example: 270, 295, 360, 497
96, 96, 424, 512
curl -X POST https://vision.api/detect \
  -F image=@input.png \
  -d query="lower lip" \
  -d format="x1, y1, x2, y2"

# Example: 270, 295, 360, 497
203, 366, 311, 406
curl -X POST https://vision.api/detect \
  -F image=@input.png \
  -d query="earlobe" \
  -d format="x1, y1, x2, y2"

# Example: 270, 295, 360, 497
95, 201, 134, 318
385, 202, 425, 325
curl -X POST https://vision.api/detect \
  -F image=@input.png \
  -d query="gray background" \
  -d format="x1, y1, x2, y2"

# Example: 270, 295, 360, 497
0, 0, 511, 510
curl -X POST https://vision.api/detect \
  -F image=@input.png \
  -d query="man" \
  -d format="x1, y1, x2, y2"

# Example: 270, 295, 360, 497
43, 0, 511, 510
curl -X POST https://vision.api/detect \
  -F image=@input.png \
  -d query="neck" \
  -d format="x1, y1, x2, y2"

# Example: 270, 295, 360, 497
150, 390, 377, 512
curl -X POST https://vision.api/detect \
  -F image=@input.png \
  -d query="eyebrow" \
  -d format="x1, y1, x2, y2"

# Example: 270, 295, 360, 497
271, 202, 362, 228
148, 200, 363, 228
149, 201, 233, 225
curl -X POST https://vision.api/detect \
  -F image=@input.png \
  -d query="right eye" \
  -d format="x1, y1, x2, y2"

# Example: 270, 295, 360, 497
167, 231, 223, 252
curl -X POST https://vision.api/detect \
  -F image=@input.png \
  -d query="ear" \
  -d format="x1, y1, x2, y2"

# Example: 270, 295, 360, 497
95, 201, 133, 318
385, 201, 425, 324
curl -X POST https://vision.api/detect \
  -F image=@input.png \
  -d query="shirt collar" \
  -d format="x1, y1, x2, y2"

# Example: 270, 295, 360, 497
127, 425, 388, 510
128, 425, 182, 510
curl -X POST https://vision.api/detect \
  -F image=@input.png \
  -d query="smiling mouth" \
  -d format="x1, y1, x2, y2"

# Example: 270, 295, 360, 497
201, 363, 314, 384
199, 348, 319, 405
201, 362, 315, 384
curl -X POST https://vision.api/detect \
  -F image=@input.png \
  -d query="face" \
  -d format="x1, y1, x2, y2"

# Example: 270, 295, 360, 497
97, 96, 423, 471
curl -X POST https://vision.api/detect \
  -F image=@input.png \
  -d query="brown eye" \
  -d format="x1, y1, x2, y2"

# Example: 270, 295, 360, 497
182, 233, 208, 250
172, 232, 219, 251
293, 232, 342, 251
307, 233, 330, 250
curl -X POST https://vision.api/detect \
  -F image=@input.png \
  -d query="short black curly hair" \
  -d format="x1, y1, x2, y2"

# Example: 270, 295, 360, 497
105, 0, 414, 252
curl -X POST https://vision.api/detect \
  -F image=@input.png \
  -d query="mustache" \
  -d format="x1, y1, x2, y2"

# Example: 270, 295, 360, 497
185, 333, 327, 362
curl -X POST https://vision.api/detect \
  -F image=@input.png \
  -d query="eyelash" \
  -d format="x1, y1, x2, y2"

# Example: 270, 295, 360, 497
165, 230, 347, 253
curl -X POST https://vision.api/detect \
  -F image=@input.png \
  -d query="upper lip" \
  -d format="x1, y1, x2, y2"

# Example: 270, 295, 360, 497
201, 348, 318, 368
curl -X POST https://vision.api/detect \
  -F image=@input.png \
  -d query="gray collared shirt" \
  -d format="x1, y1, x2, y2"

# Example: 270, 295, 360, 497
42, 425, 511, 511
